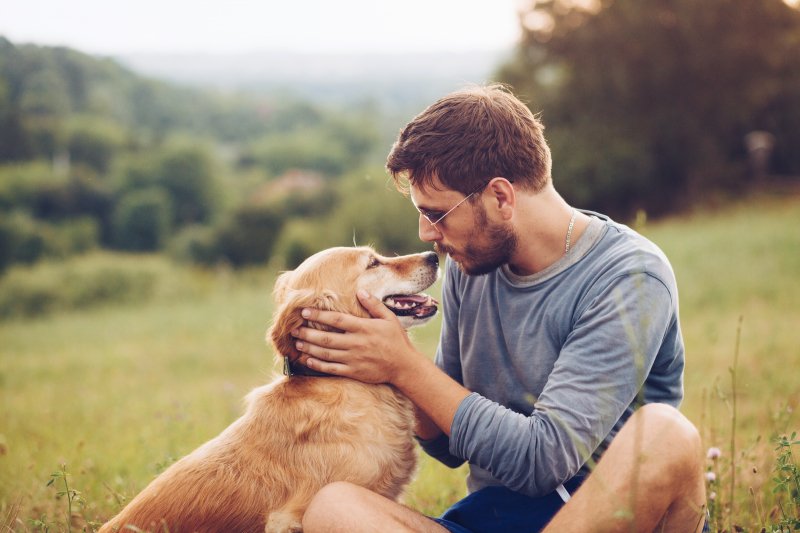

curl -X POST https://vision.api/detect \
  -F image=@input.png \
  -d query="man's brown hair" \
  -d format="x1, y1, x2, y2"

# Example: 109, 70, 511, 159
386, 84, 552, 196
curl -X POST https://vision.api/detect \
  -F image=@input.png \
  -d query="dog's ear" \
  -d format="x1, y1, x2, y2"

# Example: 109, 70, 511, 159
267, 283, 354, 363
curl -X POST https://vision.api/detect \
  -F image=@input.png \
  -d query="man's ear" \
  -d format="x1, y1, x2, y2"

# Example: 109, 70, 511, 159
266, 288, 348, 362
486, 177, 516, 220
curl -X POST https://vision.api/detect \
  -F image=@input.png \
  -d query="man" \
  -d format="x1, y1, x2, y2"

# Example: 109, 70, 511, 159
292, 85, 706, 532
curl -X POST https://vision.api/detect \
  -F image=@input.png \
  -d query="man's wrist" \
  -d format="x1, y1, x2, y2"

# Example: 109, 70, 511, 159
393, 353, 470, 438
391, 349, 433, 394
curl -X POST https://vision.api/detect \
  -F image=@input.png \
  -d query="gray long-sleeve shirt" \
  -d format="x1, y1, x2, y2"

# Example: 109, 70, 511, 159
419, 212, 684, 498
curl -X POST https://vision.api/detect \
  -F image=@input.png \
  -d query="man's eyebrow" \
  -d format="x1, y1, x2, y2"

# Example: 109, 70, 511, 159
410, 198, 441, 213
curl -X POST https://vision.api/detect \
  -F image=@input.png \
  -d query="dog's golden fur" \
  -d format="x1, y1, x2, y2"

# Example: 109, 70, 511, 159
99, 246, 439, 533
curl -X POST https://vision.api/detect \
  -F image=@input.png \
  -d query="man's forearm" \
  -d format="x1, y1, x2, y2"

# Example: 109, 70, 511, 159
395, 354, 470, 438
413, 405, 442, 440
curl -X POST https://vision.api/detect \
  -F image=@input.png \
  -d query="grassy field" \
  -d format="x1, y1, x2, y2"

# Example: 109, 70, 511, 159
1, 192, 798, 532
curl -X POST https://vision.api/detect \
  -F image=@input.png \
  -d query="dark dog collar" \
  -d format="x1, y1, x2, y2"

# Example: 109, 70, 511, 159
283, 356, 336, 378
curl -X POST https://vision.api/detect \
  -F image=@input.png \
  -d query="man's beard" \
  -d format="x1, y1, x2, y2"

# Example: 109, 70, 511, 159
435, 205, 518, 276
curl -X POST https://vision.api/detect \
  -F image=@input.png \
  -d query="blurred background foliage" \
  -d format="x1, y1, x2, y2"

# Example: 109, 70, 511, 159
501, 0, 800, 217
1, 0, 799, 291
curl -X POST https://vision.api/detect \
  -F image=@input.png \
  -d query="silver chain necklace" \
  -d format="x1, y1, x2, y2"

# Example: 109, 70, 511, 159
565, 209, 577, 254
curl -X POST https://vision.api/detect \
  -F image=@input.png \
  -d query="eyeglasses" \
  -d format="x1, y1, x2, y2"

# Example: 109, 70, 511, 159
417, 191, 477, 230
415, 180, 497, 231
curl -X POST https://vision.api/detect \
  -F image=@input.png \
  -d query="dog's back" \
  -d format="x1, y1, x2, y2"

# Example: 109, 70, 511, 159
100, 376, 417, 533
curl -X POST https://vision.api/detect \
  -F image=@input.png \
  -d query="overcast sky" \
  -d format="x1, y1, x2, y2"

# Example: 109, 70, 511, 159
0, 0, 522, 56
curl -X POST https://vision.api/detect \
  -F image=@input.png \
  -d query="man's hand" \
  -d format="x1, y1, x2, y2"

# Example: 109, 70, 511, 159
292, 290, 420, 385
294, 289, 470, 439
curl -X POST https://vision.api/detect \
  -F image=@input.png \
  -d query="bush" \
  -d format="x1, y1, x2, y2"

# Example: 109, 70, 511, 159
66, 117, 126, 173
271, 219, 336, 269
0, 255, 158, 320
112, 187, 172, 251
0, 211, 51, 270
157, 144, 219, 227
0, 162, 65, 212
246, 130, 350, 177
58, 217, 100, 254
327, 171, 426, 255
215, 204, 284, 266
0, 211, 101, 272
169, 224, 221, 266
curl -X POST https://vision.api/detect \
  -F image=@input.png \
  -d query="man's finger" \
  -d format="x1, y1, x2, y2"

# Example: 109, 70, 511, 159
301, 308, 353, 331
302, 356, 350, 377
294, 338, 345, 363
294, 326, 347, 350
357, 290, 395, 319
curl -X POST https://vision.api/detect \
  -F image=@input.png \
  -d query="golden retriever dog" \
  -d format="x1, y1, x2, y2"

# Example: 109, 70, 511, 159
99, 246, 439, 533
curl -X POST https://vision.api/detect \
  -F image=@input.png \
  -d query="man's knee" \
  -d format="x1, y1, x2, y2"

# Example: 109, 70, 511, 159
303, 481, 364, 530
636, 403, 703, 476
637, 404, 700, 445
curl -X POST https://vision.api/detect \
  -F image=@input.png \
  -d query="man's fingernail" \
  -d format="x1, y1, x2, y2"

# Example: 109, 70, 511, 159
301, 309, 311, 318
295, 341, 304, 350
358, 290, 370, 299
291, 329, 299, 336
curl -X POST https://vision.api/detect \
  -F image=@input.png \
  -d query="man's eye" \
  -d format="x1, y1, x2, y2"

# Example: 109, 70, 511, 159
423, 211, 444, 221
367, 257, 382, 269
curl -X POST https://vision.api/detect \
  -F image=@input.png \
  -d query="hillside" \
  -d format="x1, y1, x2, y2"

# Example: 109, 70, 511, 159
117, 49, 509, 110
0, 193, 798, 531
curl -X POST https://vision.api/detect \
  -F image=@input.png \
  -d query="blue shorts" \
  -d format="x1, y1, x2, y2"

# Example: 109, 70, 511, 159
430, 475, 586, 533
431, 476, 710, 533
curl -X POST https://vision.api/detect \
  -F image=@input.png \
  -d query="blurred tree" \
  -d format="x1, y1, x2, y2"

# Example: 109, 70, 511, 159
169, 224, 221, 266
499, 0, 800, 218
0, 111, 33, 162
156, 143, 219, 228
328, 171, 426, 255
271, 219, 333, 269
247, 130, 350, 177
66, 116, 126, 173
214, 204, 285, 266
112, 187, 172, 251
0, 211, 48, 269
0, 66, 33, 161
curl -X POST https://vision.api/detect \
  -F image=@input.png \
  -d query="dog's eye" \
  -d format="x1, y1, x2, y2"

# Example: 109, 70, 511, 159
367, 257, 382, 269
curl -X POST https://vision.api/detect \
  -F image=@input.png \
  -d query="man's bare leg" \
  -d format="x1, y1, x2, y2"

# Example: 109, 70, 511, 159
302, 481, 449, 533
543, 403, 707, 533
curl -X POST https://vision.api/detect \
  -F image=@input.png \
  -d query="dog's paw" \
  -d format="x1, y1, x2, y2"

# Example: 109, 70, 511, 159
265, 511, 303, 533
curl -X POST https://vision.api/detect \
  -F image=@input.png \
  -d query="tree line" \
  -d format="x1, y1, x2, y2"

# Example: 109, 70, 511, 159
2, 0, 799, 272
0, 36, 412, 273
499, 0, 800, 218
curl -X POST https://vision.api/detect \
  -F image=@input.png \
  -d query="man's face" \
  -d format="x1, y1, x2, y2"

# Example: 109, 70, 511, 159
411, 182, 517, 276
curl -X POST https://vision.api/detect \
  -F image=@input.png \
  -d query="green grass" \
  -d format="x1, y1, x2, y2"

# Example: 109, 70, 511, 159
1, 193, 798, 532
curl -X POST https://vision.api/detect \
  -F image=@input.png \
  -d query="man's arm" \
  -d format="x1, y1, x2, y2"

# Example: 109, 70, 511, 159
445, 271, 679, 496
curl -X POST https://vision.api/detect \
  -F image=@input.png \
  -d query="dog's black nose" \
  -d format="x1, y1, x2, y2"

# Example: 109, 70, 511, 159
424, 251, 439, 267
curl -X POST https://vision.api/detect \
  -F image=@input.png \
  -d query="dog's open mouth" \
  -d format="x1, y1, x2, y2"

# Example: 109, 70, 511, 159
383, 294, 438, 319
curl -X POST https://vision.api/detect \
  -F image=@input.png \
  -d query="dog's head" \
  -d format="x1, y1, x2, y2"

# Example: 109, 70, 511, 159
268, 246, 439, 365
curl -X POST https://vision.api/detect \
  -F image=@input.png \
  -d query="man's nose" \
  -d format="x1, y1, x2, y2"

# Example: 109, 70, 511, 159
418, 215, 441, 242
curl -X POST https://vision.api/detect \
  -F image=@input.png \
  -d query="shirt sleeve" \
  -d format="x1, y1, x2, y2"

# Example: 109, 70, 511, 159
448, 272, 677, 497
416, 433, 465, 468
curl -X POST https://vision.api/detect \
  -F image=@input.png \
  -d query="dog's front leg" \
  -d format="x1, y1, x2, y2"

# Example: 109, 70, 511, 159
265, 508, 303, 533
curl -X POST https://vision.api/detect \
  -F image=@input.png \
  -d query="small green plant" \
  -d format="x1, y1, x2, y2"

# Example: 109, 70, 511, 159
770, 432, 800, 532
46, 463, 85, 533
29, 514, 54, 532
